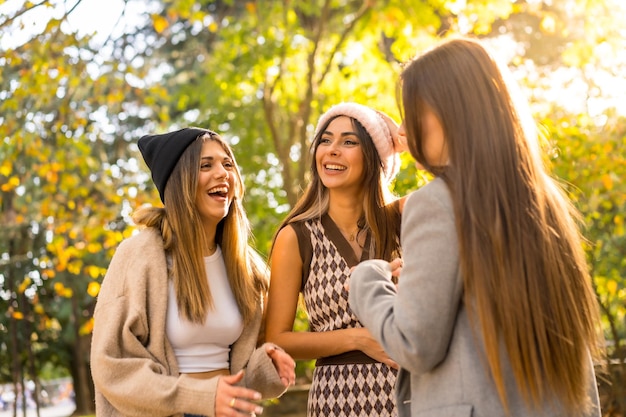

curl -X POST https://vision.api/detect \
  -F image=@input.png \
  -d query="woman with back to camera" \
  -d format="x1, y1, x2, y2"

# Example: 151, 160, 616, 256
91, 127, 295, 417
265, 102, 408, 417
348, 37, 603, 416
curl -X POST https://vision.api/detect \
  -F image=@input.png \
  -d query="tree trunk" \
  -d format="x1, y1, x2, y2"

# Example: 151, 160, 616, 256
69, 295, 95, 416
8, 238, 22, 417
25, 295, 42, 417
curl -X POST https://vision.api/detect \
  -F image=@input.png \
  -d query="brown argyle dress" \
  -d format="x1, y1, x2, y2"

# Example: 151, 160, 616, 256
292, 214, 397, 417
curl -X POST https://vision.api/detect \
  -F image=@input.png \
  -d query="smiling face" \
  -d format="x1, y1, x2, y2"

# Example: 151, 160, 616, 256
315, 116, 365, 193
195, 139, 236, 230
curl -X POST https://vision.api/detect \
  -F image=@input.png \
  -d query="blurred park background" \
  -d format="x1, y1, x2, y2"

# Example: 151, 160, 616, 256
1, 0, 625, 416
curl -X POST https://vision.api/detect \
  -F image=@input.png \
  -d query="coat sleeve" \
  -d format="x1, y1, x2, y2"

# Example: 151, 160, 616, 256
230, 301, 288, 399
243, 343, 288, 399
91, 235, 219, 417
348, 179, 464, 374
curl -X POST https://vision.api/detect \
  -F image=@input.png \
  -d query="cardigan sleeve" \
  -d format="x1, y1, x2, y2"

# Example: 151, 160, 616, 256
91, 232, 220, 417
242, 343, 288, 399
348, 178, 464, 374
229, 304, 288, 399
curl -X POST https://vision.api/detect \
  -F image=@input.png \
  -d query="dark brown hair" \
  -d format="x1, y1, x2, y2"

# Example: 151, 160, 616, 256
401, 37, 602, 413
273, 115, 401, 261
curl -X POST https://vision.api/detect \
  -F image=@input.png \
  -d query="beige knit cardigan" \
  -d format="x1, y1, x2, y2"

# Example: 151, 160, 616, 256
90, 228, 286, 417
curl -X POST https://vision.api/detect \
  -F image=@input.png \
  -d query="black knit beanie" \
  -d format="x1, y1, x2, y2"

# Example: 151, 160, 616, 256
137, 127, 211, 203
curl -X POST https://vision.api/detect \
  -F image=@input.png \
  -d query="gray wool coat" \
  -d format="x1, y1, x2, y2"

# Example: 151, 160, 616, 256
348, 178, 601, 417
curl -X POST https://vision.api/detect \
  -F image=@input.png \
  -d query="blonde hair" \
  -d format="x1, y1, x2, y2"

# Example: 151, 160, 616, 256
401, 37, 603, 413
133, 133, 268, 324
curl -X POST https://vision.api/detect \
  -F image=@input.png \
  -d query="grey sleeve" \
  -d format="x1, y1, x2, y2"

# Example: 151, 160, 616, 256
349, 179, 463, 374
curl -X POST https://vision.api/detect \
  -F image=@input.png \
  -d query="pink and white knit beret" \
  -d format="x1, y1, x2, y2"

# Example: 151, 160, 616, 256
315, 102, 400, 183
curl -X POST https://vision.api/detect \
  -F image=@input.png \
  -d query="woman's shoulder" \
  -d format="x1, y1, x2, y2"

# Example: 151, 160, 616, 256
406, 177, 453, 211
114, 227, 165, 261
394, 179, 449, 215
122, 227, 162, 245
98, 228, 168, 307
274, 222, 307, 252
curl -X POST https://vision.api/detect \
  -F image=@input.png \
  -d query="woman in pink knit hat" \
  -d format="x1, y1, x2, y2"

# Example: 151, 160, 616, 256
265, 103, 408, 417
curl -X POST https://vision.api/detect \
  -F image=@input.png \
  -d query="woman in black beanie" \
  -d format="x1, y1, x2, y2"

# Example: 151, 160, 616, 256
90, 127, 295, 417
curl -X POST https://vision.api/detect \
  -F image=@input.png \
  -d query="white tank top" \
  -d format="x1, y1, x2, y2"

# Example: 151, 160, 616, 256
165, 246, 244, 373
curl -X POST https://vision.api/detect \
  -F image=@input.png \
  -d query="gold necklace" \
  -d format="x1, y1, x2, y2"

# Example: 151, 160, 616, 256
343, 226, 359, 242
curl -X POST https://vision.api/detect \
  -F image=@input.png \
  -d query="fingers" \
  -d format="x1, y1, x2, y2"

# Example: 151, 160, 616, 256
266, 345, 297, 387
374, 110, 400, 140
395, 123, 409, 153
217, 371, 263, 416
389, 257, 403, 269
384, 358, 399, 370
224, 396, 263, 417
390, 258, 403, 281
220, 370, 245, 385
397, 130, 407, 148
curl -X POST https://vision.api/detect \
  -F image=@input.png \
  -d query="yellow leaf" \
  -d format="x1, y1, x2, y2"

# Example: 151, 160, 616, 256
13, 311, 24, 320
68, 261, 82, 275
63, 288, 73, 298
54, 282, 65, 294
80, 318, 94, 335
0, 160, 11, 176
153, 15, 169, 34
1, 176, 19, 191
607, 279, 618, 296
46, 170, 58, 183
17, 277, 32, 294
34, 304, 45, 315
87, 242, 102, 253
615, 215, 624, 236
601, 174, 613, 190
86, 265, 101, 279
87, 281, 101, 298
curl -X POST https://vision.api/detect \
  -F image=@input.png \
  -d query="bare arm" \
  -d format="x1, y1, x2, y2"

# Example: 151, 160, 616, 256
265, 225, 392, 364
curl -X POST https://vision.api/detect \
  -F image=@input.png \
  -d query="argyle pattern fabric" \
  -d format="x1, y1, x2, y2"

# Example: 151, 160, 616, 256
307, 363, 397, 416
300, 219, 397, 417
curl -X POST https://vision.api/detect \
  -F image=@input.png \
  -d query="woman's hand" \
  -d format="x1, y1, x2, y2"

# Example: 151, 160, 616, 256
216, 371, 264, 417
389, 257, 403, 286
353, 327, 398, 369
346, 259, 401, 288
266, 344, 297, 387
375, 110, 406, 154
395, 122, 409, 153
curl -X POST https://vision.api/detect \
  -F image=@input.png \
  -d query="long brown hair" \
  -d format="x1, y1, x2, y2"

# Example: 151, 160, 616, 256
401, 37, 602, 413
273, 115, 400, 261
133, 133, 268, 324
